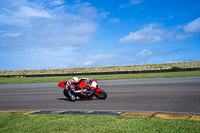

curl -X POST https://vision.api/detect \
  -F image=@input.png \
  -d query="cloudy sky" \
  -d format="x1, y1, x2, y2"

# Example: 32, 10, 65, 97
0, 0, 200, 70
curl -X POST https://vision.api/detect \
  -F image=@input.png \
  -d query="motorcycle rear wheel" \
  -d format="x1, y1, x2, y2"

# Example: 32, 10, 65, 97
94, 90, 107, 99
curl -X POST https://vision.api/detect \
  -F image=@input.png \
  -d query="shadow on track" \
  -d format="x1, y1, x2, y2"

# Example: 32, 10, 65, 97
57, 97, 101, 102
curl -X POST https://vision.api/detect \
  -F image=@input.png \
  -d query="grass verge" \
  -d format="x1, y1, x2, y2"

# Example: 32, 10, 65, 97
0, 71, 200, 84
0, 113, 199, 133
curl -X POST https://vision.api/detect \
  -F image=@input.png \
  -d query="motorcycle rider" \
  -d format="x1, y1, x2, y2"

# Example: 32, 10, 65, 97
58, 77, 79, 101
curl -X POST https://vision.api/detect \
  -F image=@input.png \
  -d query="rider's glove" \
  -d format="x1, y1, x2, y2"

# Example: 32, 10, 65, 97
81, 89, 87, 93
82, 89, 90, 95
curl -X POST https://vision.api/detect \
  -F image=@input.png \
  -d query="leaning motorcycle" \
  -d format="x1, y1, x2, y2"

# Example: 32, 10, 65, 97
58, 78, 107, 100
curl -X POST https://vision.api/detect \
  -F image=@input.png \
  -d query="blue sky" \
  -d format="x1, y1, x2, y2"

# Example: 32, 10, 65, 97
0, 0, 200, 70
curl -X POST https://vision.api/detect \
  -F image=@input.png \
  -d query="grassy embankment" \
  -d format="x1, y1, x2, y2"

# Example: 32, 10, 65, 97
0, 61, 200, 84
0, 113, 199, 133
1, 61, 200, 75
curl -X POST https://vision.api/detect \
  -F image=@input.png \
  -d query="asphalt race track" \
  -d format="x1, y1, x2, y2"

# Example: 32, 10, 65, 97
0, 77, 200, 114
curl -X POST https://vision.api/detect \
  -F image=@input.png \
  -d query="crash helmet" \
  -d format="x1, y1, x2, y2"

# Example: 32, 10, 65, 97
72, 77, 79, 83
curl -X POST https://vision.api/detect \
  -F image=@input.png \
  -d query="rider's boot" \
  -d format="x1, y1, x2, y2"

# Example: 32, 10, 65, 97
69, 90, 75, 101
71, 95, 76, 101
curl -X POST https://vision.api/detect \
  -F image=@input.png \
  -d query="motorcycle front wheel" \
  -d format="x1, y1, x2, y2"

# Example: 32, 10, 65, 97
94, 90, 107, 99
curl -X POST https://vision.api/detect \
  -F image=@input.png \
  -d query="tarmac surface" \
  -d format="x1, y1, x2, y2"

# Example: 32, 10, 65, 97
0, 77, 200, 120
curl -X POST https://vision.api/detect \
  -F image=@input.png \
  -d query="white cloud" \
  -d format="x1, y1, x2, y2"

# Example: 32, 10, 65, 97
119, 0, 143, 9
119, 24, 168, 45
109, 18, 120, 23
120, 17, 200, 45
74, 0, 81, 3
52, 0, 65, 6
68, 22, 97, 35
175, 17, 200, 40
168, 15, 174, 18
83, 61, 93, 66
175, 33, 192, 40
0, 46, 77, 69
93, 54, 115, 59
0, 0, 108, 45
0, 32, 22, 37
136, 49, 153, 57
184, 17, 200, 33
83, 53, 115, 66
16, 6, 52, 18
119, 4, 126, 9
63, 53, 116, 68
130, 0, 143, 5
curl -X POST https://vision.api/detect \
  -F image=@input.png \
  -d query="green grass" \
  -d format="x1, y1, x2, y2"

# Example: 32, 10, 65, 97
0, 113, 199, 133
0, 71, 200, 84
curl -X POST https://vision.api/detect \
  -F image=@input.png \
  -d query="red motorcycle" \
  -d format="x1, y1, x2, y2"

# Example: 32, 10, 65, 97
58, 78, 107, 100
